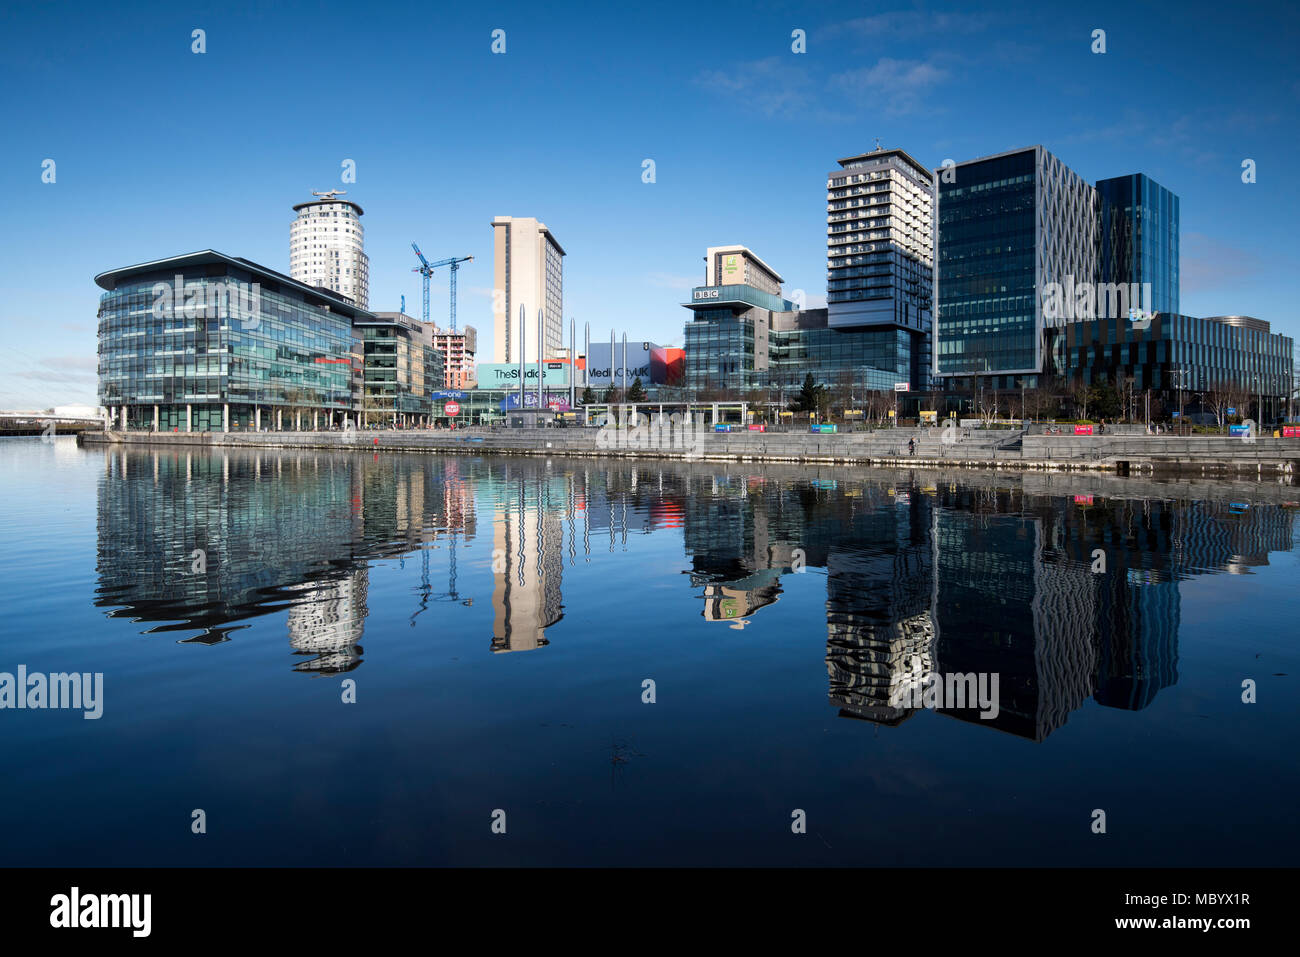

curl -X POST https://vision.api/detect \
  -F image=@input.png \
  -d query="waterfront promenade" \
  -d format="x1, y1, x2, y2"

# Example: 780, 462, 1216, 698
80, 426, 1300, 479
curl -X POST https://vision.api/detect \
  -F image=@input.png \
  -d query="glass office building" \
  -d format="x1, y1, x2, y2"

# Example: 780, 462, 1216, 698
765, 315, 906, 395
96, 250, 361, 432
683, 248, 910, 399
1096, 174, 1179, 317
936, 146, 1098, 389
1063, 313, 1293, 421
682, 266, 787, 394
683, 308, 761, 392
357, 312, 445, 427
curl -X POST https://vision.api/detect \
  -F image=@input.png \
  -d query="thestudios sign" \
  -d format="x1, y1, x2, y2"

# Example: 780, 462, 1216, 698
478, 363, 570, 387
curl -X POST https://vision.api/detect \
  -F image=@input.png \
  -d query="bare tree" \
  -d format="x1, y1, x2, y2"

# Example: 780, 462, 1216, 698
1067, 376, 1091, 421
1202, 380, 1237, 432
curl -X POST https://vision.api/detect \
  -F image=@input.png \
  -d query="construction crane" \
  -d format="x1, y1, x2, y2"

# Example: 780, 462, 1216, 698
410, 244, 473, 331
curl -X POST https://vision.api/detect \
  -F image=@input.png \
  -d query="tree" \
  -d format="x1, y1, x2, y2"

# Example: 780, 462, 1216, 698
1086, 382, 1121, 420
580, 386, 596, 405
601, 385, 621, 404
977, 388, 1000, 425
1068, 377, 1090, 420
1202, 380, 1236, 431
626, 377, 647, 402
829, 369, 855, 418
866, 389, 891, 427
788, 373, 825, 413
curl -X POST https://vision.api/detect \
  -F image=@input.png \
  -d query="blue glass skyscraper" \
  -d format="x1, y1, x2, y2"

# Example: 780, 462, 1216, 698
1096, 174, 1180, 317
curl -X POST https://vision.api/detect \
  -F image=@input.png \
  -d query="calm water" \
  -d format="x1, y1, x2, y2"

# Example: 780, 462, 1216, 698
1, 436, 1296, 866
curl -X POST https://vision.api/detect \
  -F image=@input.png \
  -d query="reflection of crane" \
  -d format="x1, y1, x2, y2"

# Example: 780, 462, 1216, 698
312, 189, 347, 201
410, 244, 473, 331
408, 531, 465, 626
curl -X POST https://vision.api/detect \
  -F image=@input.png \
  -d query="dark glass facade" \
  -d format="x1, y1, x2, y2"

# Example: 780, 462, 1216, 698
683, 305, 905, 396
766, 324, 908, 392
936, 149, 1038, 377
1096, 174, 1179, 316
683, 310, 756, 392
1064, 313, 1293, 419
97, 253, 358, 432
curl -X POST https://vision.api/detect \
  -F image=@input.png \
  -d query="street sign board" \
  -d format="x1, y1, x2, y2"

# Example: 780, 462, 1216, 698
444, 401, 460, 417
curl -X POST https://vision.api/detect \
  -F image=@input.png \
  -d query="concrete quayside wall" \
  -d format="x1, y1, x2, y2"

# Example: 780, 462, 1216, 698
78, 427, 1300, 479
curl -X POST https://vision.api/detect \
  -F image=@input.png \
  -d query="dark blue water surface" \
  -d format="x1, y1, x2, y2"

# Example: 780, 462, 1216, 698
1, 437, 1296, 866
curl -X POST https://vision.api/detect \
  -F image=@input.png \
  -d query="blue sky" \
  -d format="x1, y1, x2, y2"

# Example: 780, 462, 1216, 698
2, 0, 1296, 407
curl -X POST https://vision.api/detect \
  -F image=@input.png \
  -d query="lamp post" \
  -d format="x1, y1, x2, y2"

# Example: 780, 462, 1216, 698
1175, 365, 1188, 434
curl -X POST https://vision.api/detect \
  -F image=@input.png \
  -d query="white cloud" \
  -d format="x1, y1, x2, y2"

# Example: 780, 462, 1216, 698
829, 57, 950, 116
694, 57, 814, 119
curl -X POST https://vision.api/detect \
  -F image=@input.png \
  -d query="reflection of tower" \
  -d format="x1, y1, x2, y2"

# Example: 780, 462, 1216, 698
933, 503, 1072, 740
491, 480, 564, 652
286, 569, 370, 673
1069, 498, 1182, 711
1029, 519, 1100, 736
701, 569, 783, 629
827, 609, 935, 725
1093, 569, 1179, 710
824, 493, 936, 725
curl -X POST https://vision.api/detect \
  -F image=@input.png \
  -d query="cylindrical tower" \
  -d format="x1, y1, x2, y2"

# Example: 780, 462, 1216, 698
290, 192, 369, 308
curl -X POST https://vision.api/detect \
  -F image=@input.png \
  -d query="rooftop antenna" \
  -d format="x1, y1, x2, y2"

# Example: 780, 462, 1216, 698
873, 137, 883, 152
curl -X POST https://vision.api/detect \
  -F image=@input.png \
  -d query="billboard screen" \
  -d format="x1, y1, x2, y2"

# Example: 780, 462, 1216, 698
476, 362, 569, 388
585, 342, 654, 387
499, 392, 571, 412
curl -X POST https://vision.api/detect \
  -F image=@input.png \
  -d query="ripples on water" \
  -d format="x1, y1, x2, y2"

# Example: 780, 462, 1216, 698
1, 437, 1296, 866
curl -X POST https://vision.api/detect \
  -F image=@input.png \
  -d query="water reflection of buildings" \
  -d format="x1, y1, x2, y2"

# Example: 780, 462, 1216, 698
701, 574, 783, 628
671, 470, 1294, 741
93, 447, 1295, 710
94, 448, 476, 672
491, 487, 564, 653
286, 570, 369, 673
487, 464, 703, 650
